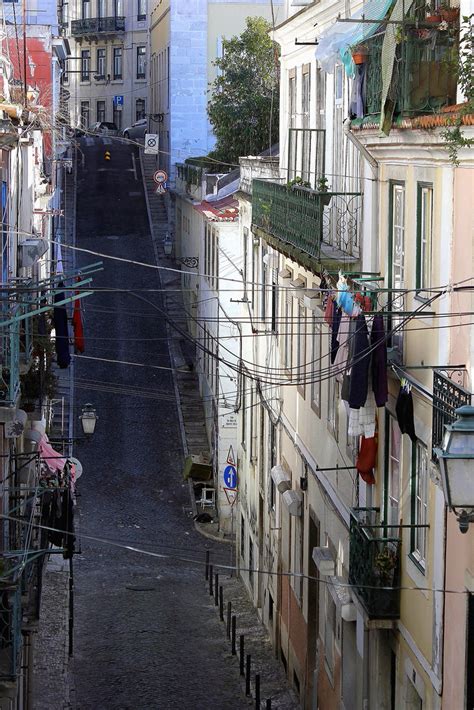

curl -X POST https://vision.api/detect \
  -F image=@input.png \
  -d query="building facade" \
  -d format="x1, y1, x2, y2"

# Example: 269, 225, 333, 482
65, 0, 148, 131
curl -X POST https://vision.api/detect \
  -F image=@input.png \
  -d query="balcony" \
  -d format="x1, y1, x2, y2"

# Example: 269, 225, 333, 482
70, 16, 125, 38
0, 301, 34, 407
432, 370, 471, 458
349, 508, 401, 620
363, 26, 458, 118
0, 584, 22, 683
252, 179, 361, 267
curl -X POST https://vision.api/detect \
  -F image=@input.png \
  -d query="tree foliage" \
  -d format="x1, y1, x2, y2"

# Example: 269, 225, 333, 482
207, 17, 280, 165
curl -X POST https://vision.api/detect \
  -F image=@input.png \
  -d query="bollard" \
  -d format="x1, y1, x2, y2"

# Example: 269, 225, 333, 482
255, 674, 260, 709
266, 699, 271, 709
245, 654, 251, 696
205, 550, 210, 580
219, 586, 224, 621
239, 634, 245, 675
209, 565, 213, 596
214, 573, 219, 606
226, 601, 232, 638
231, 615, 237, 655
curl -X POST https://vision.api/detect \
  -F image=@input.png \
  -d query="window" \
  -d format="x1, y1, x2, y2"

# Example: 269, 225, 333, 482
311, 314, 321, 416
1, 182, 9, 284
416, 184, 433, 294
260, 247, 267, 322
135, 98, 145, 121
80, 100, 90, 127
328, 373, 339, 440
386, 415, 402, 527
113, 47, 123, 80
271, 275, 278, 334
96, 100, 105, 122
240, 515, 245, 558
243, 227, 249, 293
291, 515, 303, 603
112, 103, 122, 130
389, 183, 405, 353
97, 0, 105, 17
96, 48, 106, 79
269, 420, 277, 510
283, 292, 293, 373
289, 69, 297, 128
324, 588, 336, 677
301, 65, 311, 182
249, 385, 255, 461
411, 442, 428, 569
335, 64, 344, 101
81, 50, 90, 81
249, 536, 254, 587
137, 45, 146, 79
241, 375, 247, 450
316, 65, 326, 130
82, 0, 90, 19
137, 0, 146, 20
114, 0, 123, 15
297, 301, 306, 397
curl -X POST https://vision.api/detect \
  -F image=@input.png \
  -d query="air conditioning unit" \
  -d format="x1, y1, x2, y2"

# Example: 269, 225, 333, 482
19, 238, 48, 268
312, 546, 335, 576
282, 489, 303, 517
271, 464, 291, 493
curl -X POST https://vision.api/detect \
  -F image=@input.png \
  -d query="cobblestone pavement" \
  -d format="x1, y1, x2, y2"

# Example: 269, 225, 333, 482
69, 137, 253, 709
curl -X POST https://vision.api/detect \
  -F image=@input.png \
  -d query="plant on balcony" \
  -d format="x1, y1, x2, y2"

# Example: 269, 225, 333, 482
259, 200, 272, 228
425, 3, 442, 23
350, 44, 368, 65
287, 176, 311, 189
316, 176, 332, 206
374, 545, 398, 585
440, 1, 460, 22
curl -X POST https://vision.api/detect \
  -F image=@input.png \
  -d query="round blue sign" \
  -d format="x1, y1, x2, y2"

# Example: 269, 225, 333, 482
223, 464, 237, 489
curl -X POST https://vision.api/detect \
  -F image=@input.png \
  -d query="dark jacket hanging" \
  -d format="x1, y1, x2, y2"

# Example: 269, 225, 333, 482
348, 314, 370, 408
53, 289, 71, 368
330, 306, 342, 364
371, 314, 388, 406
396, 386, 417, 442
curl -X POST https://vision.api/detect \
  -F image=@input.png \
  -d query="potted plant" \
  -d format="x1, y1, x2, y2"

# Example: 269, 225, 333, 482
350, 44, 368, 65
425, 3, 442, 23
374, 545, 398, 585
316, 176, 332, 206
439, 1, 459, 22
287, 176, 311, 189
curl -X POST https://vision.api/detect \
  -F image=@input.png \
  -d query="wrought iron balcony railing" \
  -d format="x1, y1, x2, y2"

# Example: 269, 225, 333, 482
432, 370, 471, 458
0, 299, 34, 407
70, 16, 125, 36
364, 28, 458, 117
252, 179, 361, 263
349, 508, 401, 619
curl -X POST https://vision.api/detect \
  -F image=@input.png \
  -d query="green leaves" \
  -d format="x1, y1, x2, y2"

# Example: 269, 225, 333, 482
208, 17, 280, 165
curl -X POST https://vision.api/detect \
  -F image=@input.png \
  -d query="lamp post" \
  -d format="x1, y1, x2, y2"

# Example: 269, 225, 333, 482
434, 405, 474, 534
79, 403, 98, 438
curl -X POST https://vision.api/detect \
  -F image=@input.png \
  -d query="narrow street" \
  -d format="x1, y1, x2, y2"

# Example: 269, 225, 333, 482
71, 136, 247, 709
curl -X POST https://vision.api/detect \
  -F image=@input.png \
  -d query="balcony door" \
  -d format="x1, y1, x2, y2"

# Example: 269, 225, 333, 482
389, 182, 406, 354
385, 414, 402, 528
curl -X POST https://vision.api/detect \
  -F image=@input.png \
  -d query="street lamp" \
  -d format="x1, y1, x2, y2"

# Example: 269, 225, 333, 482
79, 403, 98, 437
434, 405, 474, 533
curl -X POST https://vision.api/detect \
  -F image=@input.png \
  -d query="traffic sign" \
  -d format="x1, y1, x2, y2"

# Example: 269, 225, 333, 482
223, 464, 237, 490
153, 170, 168, 184
224, 488, 238, 506
155, 184, 167, 195
113, 95, 123, 106
145, 134, 159, 155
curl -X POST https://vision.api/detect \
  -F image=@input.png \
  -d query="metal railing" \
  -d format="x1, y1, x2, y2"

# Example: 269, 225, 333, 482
349, 508, 401, 619
432, 370, 471, 458
70, 16, 125, 36
252, 179, 361, 262
364, 27, 458, 117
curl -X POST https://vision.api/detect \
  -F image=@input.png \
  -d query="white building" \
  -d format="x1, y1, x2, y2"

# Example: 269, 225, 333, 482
65, 0, 149, 131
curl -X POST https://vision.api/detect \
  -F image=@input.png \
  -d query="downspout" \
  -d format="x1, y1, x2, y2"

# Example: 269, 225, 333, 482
343, 119, 379, 274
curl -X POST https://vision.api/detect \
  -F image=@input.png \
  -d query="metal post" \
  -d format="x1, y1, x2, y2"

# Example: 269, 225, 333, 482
214, 573, 219, 606
239, 634, 245, 675
219, 586, 224, 621
205, 550, 210, 580
231, 615, 237, 655
226, 601, 232, 638
245, 654, 251, 695
255, 674, 260, 708
209, 564, 213, 595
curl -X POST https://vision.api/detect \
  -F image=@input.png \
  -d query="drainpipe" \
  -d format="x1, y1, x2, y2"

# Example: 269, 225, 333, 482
343, 119, 379, 274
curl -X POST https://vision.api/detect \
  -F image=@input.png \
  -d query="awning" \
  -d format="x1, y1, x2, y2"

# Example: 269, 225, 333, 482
193, 196, 239, 222
315, 0, 393, 76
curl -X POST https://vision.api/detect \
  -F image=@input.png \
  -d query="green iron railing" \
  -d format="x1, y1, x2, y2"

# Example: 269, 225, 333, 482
365, 28, 458, 116
252, 179, 361, 261
349, 507, 401, 619
70, 16, 125, 36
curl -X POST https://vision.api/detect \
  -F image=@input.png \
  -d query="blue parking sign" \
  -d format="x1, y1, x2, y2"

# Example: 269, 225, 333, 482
114, 95, 124, 107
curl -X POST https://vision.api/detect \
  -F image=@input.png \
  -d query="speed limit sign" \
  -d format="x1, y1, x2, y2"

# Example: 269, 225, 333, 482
153, 170, 168, 184
144, 134, 159, 154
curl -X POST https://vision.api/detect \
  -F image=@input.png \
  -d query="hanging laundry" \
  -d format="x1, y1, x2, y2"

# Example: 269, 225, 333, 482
396, 383, 416, 442
371, 314, 388, 406
324, 294, 334, 325
334, 313, 352, 380
53, 287, 71, 368
348, 389, 376, 438
72, 294, 85, 354
356, 434, 377, 485
330, 305, 342, 364
336, 281, 360, 317
348, 314, 371, 408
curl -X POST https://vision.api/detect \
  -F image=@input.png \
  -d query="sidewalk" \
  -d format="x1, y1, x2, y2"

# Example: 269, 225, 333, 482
140, 153, 299, 710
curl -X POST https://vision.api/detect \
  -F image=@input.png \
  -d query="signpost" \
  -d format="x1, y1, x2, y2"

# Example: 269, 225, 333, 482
113, 95, 124, 111
153, 170, 167, 184
145, 134, 159, 155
